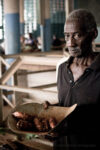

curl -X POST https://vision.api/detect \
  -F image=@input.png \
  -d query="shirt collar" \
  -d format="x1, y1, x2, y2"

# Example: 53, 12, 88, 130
89, 53, 100, 71
66, 56, 73, 68
66, 53, 100, 71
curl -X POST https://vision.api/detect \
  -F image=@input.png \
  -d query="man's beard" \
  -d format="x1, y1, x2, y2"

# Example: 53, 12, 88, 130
68, 47, 82, 57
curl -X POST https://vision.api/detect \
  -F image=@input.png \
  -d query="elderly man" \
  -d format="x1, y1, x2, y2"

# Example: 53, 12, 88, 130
45, 9, 98, 150
56, 8, 98, 150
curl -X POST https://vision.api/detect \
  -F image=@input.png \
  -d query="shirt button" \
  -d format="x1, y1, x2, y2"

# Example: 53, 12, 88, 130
86, 69, 89, 72
75, 81, 78, 85
69, 80, 72, 83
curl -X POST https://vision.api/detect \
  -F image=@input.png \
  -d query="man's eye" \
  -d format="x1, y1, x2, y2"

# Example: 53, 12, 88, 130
74, 33, 81, 39
65, 34, 70, 40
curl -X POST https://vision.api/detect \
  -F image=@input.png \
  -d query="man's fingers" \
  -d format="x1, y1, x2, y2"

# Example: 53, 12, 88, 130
43, 101, 50, 109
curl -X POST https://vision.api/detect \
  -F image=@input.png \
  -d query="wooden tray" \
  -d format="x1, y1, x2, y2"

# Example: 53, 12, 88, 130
8, 102, 77, 135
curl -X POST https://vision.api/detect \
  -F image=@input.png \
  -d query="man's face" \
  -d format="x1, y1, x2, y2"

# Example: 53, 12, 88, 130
64, 20, 91, 57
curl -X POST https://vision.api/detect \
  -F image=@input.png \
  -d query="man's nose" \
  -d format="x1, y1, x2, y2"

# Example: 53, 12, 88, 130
66, 37, 76, 47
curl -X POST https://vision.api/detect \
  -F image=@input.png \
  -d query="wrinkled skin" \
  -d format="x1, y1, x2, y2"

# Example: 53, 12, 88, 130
64, 20, 97, 81
64, 20, 93, 58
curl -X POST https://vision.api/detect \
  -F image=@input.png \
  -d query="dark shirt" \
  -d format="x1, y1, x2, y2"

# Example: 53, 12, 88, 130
53, 53, 99, 150
57, 54, 100, 107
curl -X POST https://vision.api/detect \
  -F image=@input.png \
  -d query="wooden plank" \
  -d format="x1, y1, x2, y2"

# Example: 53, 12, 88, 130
0, 56, 2, 77
0, 84, 57, 95
0, 57, 22, 84
3, 51, 63, 59
21, 56, 60, 66
32, 83, 56, 89
0, 90, 3, 125
11, 73, 18, 106
19, 64, 56, 71
0, 85, 58, 104
2, 94, 14, 108
0, 58, 3, 124
0, 56, 10, 68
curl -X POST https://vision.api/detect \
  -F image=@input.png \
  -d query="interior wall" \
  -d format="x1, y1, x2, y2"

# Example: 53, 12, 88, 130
74, 0, 100, 43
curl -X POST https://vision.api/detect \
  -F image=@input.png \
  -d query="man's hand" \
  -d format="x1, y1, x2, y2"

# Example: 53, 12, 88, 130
43, 101, 51, 109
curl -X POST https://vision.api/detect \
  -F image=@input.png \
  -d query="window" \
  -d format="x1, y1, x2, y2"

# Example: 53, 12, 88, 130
50, 0, 65, 23
50, 0, 65, 38
24, 0, 37, 35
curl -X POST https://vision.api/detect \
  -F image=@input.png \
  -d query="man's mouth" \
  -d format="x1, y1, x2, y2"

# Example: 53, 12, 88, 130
68, 47, 81, 52
68, 47, 78, 51
68, 47, 82, 56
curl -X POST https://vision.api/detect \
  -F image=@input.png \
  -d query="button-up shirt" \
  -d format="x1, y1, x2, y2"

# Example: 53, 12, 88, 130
54, 53, 99, 149
57, 53, 100, 107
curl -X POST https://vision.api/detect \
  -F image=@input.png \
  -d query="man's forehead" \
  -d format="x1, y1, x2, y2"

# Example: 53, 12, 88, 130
64, 20, 84, 33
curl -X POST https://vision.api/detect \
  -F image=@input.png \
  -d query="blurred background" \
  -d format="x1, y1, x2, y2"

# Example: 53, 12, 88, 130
0, 0, 100, 55
0, 1, 99, 149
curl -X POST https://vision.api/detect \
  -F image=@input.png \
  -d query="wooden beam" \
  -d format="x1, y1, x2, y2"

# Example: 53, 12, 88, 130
32, 83, 57, 89
3, 51, 63, 59
0, 85, 58, 104
0, 85, 57, 94
19, 64, 56, 72
0, 57, 22, 84
20, 56, 60, 66
0, 56, 10, 68
2, 94, 14, 108
0, 59, 3, 124
0, 90, 3, 125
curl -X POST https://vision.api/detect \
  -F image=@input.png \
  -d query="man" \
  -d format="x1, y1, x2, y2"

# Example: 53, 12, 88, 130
45, 9, 98, 149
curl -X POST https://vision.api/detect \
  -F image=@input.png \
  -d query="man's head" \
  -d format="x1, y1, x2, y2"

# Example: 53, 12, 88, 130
64, 9, 98, 57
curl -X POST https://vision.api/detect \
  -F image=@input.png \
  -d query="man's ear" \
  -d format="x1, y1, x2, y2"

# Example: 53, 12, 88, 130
93, 29, 98, 39
89, 29, 98, 41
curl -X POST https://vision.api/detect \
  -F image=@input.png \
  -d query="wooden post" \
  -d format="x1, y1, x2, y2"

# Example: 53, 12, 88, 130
65, 0, 74, 19
0, 57, 22, 84
0, 56, 10, 68
0, 58, 3, 125
12, 72, 18, 106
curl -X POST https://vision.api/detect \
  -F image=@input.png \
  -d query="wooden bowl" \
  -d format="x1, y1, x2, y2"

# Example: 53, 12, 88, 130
8, 102, 77, 135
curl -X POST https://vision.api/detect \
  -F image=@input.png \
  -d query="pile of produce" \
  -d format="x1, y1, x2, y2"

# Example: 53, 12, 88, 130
12, 112, 57, 132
